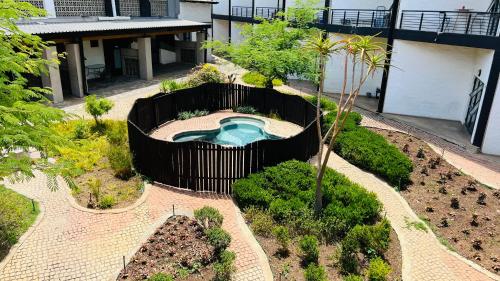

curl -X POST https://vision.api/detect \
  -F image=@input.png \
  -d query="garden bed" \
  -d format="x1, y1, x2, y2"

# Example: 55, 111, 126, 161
118, 216, 216, 280
370, 128, 499, 275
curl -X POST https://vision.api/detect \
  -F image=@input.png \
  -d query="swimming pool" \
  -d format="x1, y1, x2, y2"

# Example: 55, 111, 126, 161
173, 117, 281, 146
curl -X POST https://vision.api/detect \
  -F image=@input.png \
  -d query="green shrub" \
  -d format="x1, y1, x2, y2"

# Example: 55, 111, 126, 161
187, 64, 225, 87
250, 211, 274, 237
343, 275, 363, 281
107, 144, 134, 180
304, 264, 327, 281
205, 227, 231, 252
147, 273, 174, 281
194, 206, 224, 228
304, 96, 337, 112
0, 186, 39, 259
367, 257, 391, 281
234, 106, 257, 114
160, 79, 186, 93
213, 250, 236, 281
177, 110, 209, 120
322, 111, 362, 136
85, 95, 114, 124
272, 226, 290, 253
104, 120, 128, 145
87, 177, 101, 202
269, 198, 308, 223
242, 71, 283, 87
334, 127, 413, 187
299, 235, 319, 264
233, 175, 273, 209
73, 121, 91, 139
99, 195, 115, 209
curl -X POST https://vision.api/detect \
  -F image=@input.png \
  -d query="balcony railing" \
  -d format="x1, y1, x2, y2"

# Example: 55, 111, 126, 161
231, 6, 252, 18
400, 10, 500, 36
255, 7, 280, 19
329, 9, 392, 28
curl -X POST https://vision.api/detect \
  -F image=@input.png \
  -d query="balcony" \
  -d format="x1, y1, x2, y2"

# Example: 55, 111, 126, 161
231, 6, 252, 18
329, 9, 392, 28
399, 10, 500, 36
230, 6, 282, 20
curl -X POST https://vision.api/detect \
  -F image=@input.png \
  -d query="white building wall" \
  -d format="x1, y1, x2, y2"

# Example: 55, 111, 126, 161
330, 0, 392, 10
231, 22, 247, 43
399, 0, 491, 12
482, 77, 500, 155
82, 39, 105, 79
384, 40, 484, 121
179, 3, 212, 23
213, 19, 229, 42
324, 33, 386, 96
213, 0, 229, 15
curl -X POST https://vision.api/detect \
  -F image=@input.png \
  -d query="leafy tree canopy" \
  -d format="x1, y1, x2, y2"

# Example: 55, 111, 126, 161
0, 0, 71, 186
205, 0, 322, 88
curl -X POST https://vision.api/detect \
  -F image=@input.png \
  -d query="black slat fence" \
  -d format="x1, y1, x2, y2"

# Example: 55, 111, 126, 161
128, 83, 320, 194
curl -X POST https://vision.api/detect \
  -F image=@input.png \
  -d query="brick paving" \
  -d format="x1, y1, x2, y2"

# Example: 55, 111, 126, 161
0, 172, 272, 281
323, 150, 499, 281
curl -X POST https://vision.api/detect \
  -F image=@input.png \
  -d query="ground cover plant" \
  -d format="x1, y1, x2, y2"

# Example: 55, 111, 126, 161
233, 160, 402, 280
118, 207, 235, 280
0, 185, 39, 261
372, 128, 500, 275
159, 64, 226, 93
53, 119, 143, 209
242, 72, 283, 88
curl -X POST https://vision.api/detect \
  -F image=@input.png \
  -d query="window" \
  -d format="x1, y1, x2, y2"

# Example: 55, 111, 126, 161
90, 40, 99, 48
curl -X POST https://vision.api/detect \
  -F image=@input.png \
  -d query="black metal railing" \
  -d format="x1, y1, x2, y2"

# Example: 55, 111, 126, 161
255, 7, 280, 19
128, 83, 320, 195
329, 9, 392, 28
231, 6, 252, 18
400, 10, 500, 36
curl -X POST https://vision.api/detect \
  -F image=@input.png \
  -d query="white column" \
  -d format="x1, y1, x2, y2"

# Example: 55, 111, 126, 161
66, 43, 85, 98
111, 0, 117, 17
196, 31, 206, 64
43, 0, 57, 18
138, 37, 153, 81
41, 46, 64, 103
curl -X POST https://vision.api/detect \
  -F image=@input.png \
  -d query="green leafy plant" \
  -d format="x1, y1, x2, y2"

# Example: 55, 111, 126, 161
194, 206, 224, 228
367, 257, 391, 281
85, 95, 114, 125
205, 227, 231, 253
213, 250, 236, 281
73, 121, 91, 139
334, 127, 413, 188
177, 110, 209, 120
242, 72, 283, 88
299, 235, 319, 265
160, 79, 186, 93
186, 64, 225, 87
249, 210, 274, 237
273, 226, 291, 254
234, 106, 257, 115
304, 95, 337, 112
99, 194, 116, 209
107, 145, 133, 180
269, 198, 308, 223
304, 264, 327, 281
87, 177, 102, 202
343, 275, 363, 281
147, 273, 174, 281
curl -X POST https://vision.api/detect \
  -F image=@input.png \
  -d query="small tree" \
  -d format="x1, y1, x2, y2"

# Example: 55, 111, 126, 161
306, 32, 387, 213
85, 95, 114, 124
204, 0, 320, 88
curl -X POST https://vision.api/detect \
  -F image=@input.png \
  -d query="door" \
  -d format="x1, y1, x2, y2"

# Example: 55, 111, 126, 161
464, 77, 485, 134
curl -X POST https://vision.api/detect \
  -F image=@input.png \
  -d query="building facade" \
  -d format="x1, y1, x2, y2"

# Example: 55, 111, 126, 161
210, 0, 500, 156
19, 0, 216, 102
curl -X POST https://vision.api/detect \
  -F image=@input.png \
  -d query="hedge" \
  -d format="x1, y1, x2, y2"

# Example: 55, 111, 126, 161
333, 127, 413, 187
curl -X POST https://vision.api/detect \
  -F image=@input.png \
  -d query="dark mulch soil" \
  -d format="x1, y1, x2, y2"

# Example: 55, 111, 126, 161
118, 216, 216, 281
254, 228, 402, 280
370, 128, 500, 275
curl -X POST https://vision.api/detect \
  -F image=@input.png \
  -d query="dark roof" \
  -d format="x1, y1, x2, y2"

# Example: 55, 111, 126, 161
16, 17, 210, 35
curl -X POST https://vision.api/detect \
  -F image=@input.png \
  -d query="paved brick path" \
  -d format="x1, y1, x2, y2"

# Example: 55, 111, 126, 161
323, 150, 499, 281
0, 173, 272, 281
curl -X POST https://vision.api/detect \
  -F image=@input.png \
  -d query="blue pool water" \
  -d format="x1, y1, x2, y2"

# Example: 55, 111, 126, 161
173, 117, 281, 146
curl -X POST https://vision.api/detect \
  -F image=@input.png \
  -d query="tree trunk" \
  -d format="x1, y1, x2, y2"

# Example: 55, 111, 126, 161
314, 55, 326, 215
265, 79, 274, 89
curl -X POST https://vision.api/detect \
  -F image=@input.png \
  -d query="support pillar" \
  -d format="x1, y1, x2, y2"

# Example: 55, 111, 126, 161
196, 31, 207, 64
138, 37, 153, 81
41, 46, 64, 104
66, 43, 85, 98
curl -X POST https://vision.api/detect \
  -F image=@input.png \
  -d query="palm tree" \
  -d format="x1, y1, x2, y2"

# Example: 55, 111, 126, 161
306, 32, 387, 214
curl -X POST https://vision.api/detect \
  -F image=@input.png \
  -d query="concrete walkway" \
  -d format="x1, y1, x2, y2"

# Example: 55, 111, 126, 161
0, 173, 272, 281
323, 150, 499, 281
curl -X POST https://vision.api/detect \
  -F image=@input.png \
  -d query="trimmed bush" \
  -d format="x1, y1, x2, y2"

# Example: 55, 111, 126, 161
85, 95, 113, 124
250, 211, 274, 237
367, 257, 391, 281
299, 235, 319, 264
187, 64, 225, 87
194, 206, 224, 228
213, 250, 236, 281
233, 175, 273, 209
322, 111, 362, 135
233, 106, 257, 114
205, 227, 231, 252
343, 275, 363, 281
272, 226, 290, 253
177, 110, 209, 120
304, 96, 337, 112
242, 71, 283, 88
99, 195, 115, 209
304, 264, 327, 281
269, 198, 308, 223
334, 127, 413, 187
147, 273, 174, 281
